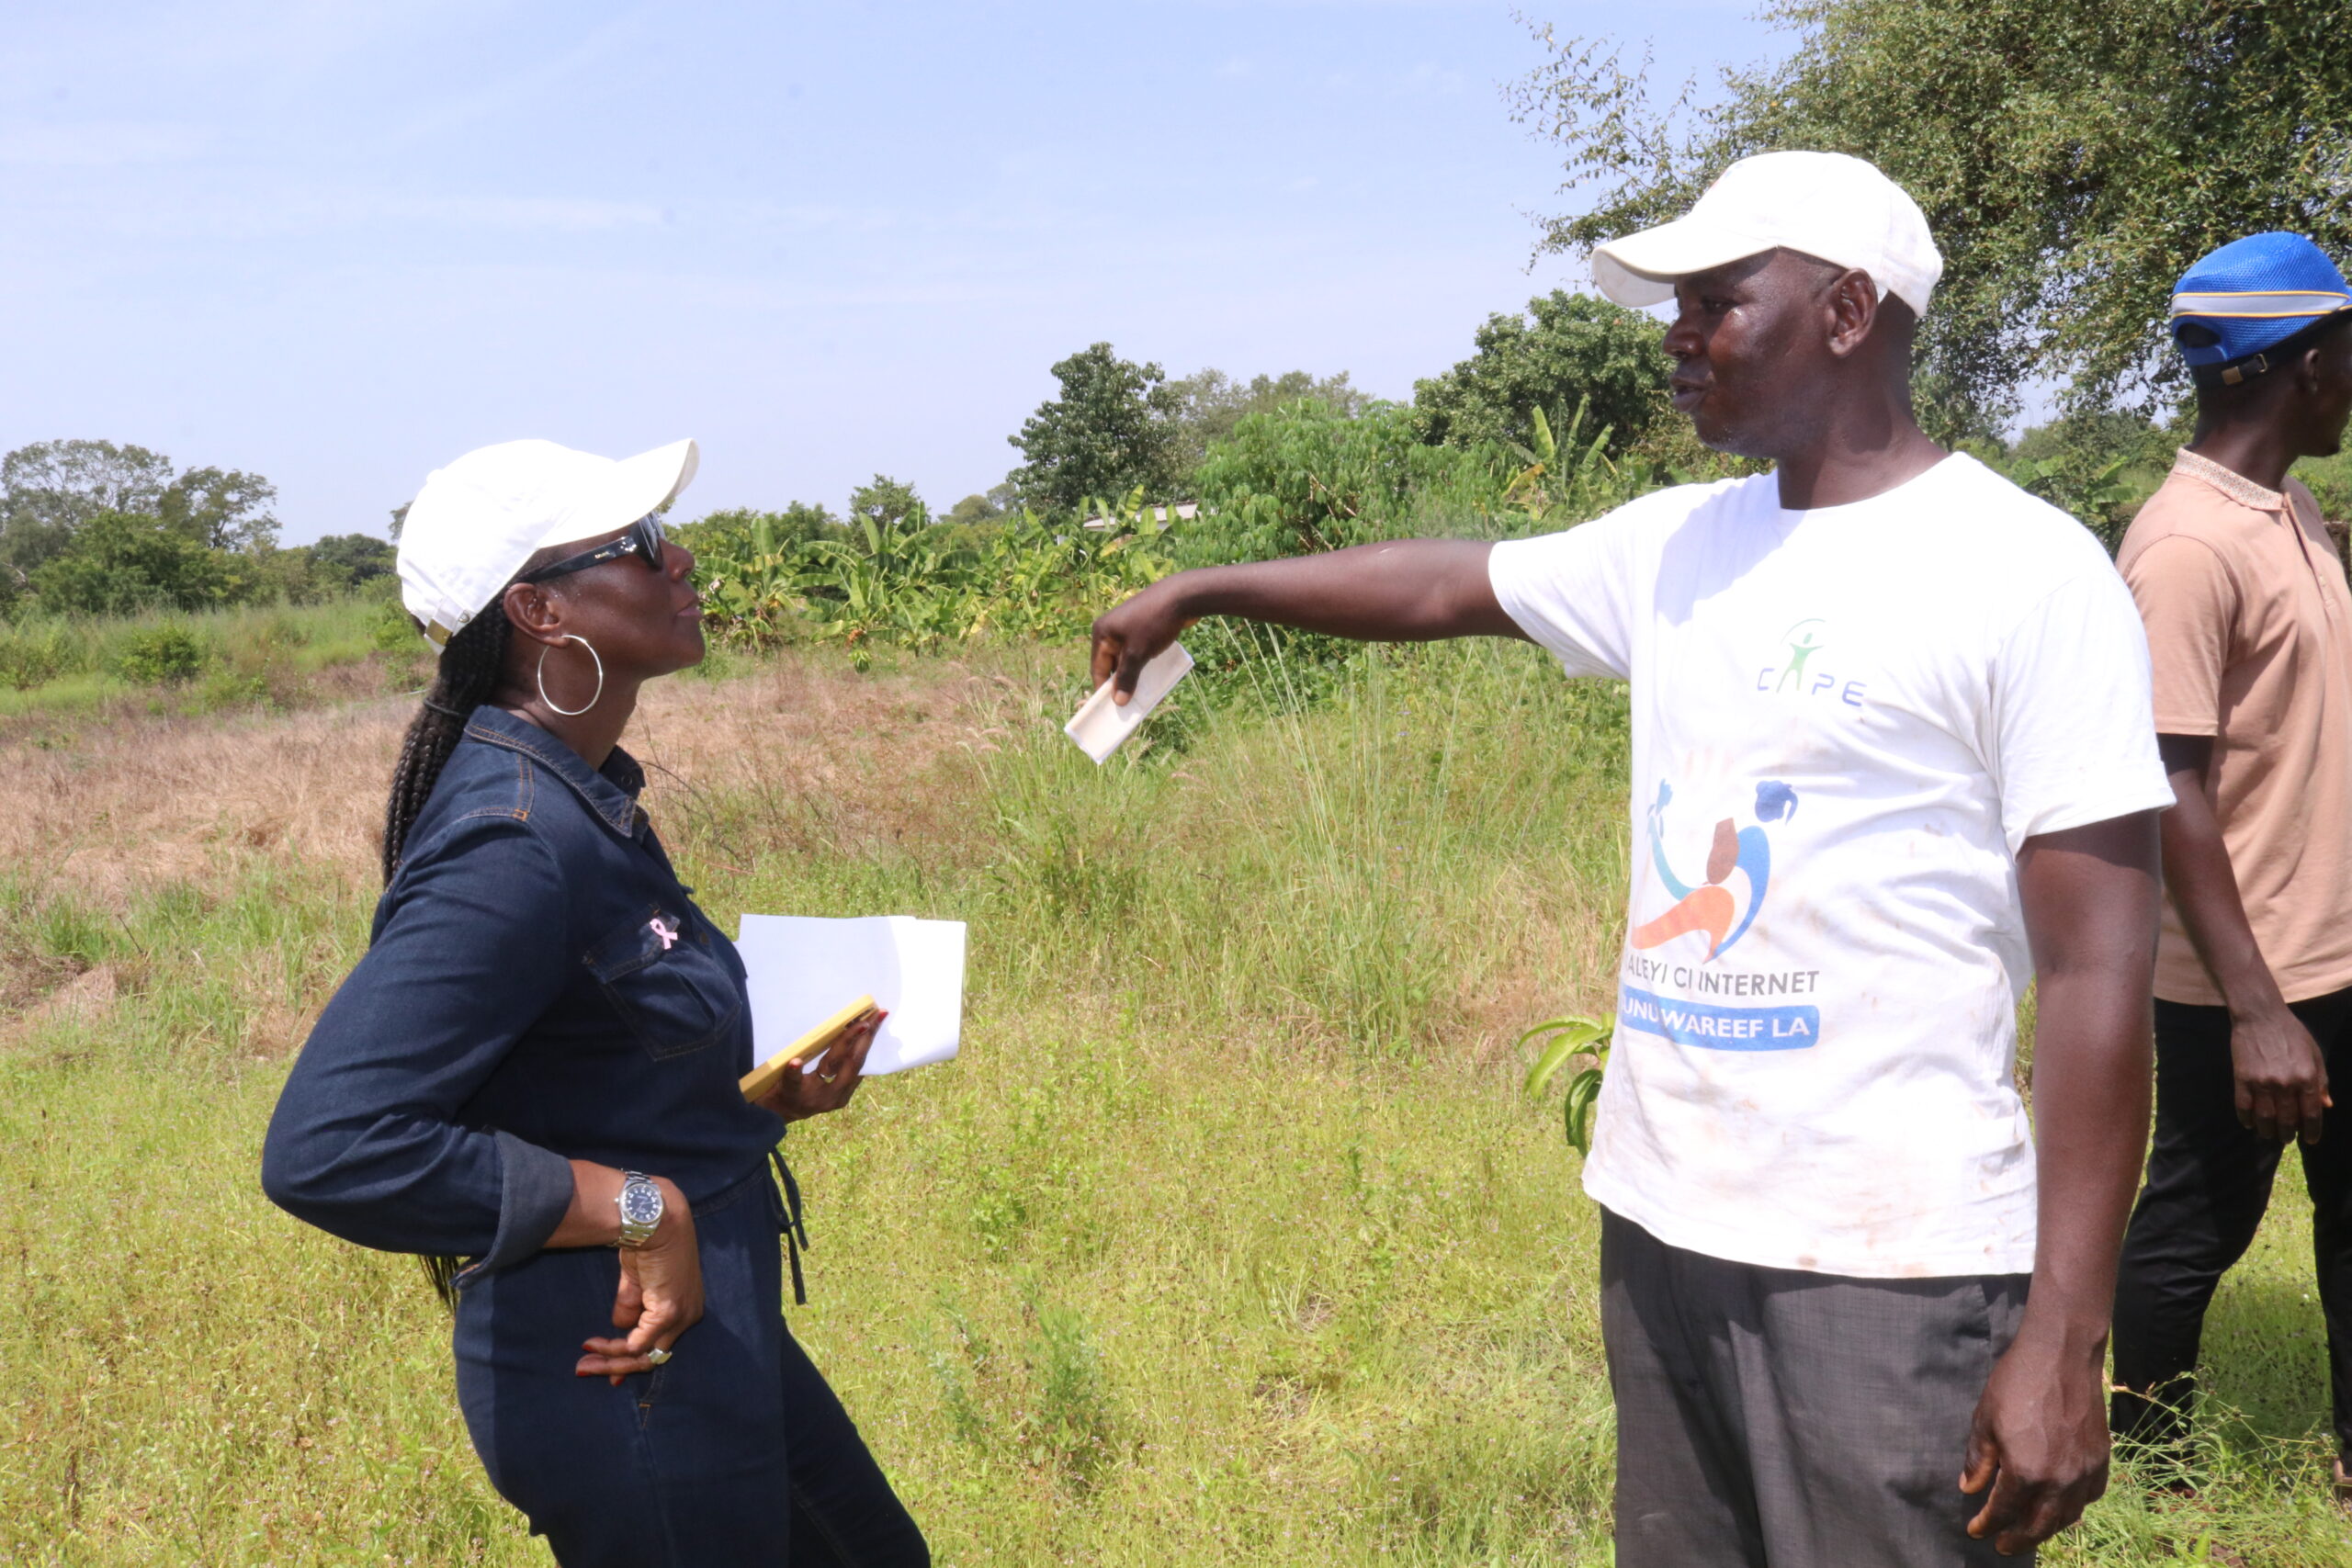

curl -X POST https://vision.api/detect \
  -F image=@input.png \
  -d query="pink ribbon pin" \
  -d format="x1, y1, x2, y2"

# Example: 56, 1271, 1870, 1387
649, 916, 679, 951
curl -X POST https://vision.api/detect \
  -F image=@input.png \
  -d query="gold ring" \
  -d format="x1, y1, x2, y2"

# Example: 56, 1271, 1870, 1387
819, 1073, 838, 1084
646, 1348, 673, 1367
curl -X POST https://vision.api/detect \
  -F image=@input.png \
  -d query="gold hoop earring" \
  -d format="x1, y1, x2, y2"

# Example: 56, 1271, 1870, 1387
536, 634, 605, 717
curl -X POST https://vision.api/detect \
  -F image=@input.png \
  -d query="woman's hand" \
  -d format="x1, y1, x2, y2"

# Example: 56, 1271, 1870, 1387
753, 1010, 885, 1123
575, 1177, 703, 1386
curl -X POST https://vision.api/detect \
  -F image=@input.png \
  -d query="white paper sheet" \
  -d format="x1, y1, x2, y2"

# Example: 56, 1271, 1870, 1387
1064, 642, 1193, 762
734, 914, 967, 1077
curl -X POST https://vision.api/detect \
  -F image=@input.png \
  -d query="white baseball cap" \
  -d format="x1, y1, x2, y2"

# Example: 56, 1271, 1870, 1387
396, 437, 699, 648
1590, 151, 1943, 319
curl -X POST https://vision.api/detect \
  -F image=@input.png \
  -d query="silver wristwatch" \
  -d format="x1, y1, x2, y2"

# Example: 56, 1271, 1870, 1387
614, 1171, 664, 1249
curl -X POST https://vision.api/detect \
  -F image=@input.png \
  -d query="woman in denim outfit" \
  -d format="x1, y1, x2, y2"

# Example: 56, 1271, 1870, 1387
263, 438, 929, 1567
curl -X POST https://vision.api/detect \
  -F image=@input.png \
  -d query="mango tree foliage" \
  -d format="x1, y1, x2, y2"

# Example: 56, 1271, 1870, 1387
1513, 1, 2352, 428
1009, 343, 1183, 515
1412, 290, 1670, 457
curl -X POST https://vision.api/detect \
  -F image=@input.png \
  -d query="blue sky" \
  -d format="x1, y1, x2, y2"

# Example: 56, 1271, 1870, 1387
0, 2, 1779, 543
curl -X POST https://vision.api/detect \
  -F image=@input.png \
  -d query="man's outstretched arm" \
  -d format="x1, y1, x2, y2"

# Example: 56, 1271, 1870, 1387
1962, 808, 2160, 1555
1089, 539, 1524, 701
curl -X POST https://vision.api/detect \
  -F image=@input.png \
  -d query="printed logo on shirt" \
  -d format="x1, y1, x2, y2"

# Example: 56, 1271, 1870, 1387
1620, 779, 1821, 1051
1755, 618, 1869, 709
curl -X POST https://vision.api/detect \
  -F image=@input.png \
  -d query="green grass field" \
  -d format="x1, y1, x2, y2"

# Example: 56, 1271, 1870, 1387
4, 640, 2347, 1564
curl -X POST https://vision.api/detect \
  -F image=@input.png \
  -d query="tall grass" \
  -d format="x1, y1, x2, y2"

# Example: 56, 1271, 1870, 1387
2, 643, 2346, 1565
0, 592, 412, 720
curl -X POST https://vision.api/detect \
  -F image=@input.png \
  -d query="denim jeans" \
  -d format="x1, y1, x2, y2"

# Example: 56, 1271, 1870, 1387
457, 1165, 929, 1567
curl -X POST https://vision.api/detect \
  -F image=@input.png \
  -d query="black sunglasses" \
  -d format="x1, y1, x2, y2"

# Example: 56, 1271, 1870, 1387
520, 513, 668, 583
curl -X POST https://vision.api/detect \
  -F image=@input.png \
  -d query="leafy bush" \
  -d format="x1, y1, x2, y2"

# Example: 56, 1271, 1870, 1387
0, 626, 71, 691
29, 510, 234, 615
1187, 401, 1503, 566
116, 624, 209, 685
371, 595, 424, 653
2293, 451, 2352, 521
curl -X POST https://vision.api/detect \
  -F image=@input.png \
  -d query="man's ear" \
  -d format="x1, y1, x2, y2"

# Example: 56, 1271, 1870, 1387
1825, 268, 1880, 358
500, 581, 568, 648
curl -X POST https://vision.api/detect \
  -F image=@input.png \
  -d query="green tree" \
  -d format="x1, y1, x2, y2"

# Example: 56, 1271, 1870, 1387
1412, 291, 1669, 454
847, 476, 924, 532
1165, 369, 1370, 478
308, 533, 397, 584
28, 510, 233, 615
1994, 410, 2181, 550
1009, 343, 1182, 514
1512, 1, 2352, 428
1, 439, 176, 573
943, 492, 1005, 527
160, 466, 279, 551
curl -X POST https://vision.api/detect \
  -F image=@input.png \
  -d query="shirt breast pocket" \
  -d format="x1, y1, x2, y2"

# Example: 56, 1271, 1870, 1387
584, 904, 744, 1061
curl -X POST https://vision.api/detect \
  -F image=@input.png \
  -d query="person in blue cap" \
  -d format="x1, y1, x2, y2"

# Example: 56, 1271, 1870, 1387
2111, 231, 2352, 1500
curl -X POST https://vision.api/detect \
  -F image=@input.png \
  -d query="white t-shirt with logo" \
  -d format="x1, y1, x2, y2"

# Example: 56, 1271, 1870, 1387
1488, 454, 2172, 1279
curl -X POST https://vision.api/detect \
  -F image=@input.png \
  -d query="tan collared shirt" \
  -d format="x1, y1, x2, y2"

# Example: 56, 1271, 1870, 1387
2119, 448, 2352, 1004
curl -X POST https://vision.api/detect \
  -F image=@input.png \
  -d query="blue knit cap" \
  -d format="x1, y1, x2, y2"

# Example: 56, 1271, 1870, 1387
2171, 232, 2352, 376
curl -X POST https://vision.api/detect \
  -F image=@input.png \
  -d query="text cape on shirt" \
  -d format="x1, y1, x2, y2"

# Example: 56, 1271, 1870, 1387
1488, 454, 2173, 1279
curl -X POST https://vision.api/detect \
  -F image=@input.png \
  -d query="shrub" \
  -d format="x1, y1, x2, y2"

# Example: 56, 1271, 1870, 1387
117, 624, 209, 684
28, 510, 239, 615
0, 626, 72, 691
371, 597, 423, 653
1188, 401, 1502, 567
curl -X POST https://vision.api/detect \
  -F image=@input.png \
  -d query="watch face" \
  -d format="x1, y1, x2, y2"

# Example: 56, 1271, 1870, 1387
621, 1183, 662, 1227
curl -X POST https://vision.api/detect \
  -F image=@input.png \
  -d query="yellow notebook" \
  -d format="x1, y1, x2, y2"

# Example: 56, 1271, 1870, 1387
738, 994, 878, 1102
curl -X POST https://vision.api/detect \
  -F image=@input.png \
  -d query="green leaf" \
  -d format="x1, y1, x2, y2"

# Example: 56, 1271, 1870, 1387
1564, 1061, 1607, 1157
1520, 1015, 1608, 1100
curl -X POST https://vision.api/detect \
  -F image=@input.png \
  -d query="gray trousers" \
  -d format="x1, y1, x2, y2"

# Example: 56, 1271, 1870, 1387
1602, 1208, 2030, 1567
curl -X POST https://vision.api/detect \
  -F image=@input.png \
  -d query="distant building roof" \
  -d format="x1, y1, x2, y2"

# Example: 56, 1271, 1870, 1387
1080, 502, 1198, 531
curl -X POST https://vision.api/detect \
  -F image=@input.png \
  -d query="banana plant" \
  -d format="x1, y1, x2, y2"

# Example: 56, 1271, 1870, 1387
695, 512, 807, 645
1498, 398, 1648, 530
1521, 1014, 1613, 1156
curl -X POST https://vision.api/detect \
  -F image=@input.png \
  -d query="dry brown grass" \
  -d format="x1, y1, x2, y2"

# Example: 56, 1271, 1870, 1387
0, 649, 1027, 919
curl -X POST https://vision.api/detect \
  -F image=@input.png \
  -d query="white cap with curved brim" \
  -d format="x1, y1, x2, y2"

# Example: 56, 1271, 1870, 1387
1590, 150, 1942, 319
396, 437, 699, 648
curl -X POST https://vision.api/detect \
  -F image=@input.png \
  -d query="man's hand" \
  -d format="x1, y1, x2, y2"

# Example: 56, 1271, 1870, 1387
2228, 1000, 2332, 1144
576, 1178, 702, 1386
1090, 581, 1194, 705
1085, 541, 1522, 704
1995, 809, 2159, 1554
2152, 733, 2331, 1143
1961, 1326, 2111, 1554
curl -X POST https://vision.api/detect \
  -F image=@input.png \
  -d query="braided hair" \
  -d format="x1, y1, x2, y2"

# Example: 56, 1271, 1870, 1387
381, 611, 512, 884
382, 608, 514, 1304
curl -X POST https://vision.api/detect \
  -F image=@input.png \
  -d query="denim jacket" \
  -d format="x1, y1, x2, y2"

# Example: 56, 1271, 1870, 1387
263, 705, 785, 1289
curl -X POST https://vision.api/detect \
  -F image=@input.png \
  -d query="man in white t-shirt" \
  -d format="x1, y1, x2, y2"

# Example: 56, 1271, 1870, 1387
1090, 152, 2172, 1564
